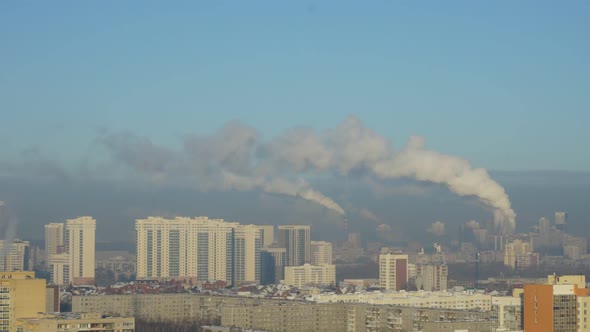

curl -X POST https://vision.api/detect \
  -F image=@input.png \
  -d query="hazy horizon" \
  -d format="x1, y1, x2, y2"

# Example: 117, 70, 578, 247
1, 2, 589, 248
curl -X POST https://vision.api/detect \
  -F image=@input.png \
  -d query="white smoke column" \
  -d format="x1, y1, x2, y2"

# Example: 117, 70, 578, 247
372, 136, 516, 232
221, 172, 345, 215
102, 116, 516, 226
358, 208, 380, 223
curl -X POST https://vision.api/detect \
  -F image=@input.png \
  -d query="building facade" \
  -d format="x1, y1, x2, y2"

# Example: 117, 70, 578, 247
16, 313, 134, 332
44, 223, 65, 258
233, 225, 261, 284
66, 217, 96, 285
283, 264, 336, 288
48, 253, 69, 286
136, 217, 261, 285
416, 264, 448, 291
0, 240, 30, 272
504, 239, 538, 270
555, 211, 568, 232
0, 272, 46, 332
379, 253, 408, 291
257, 225, 274, 248
277, 225, 311, 266
260, 247, 286, 285
311, 241, 333, 265
524, 283, 589, 332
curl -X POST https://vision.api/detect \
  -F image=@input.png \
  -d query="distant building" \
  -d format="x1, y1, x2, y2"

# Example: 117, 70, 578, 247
44, 222, 65, 258
16, 313, 135, 332
564, 245, 582, 260
0, 239, 31, 272
415, 264, 448, 291
539, 217, 551, 235
347, 232, 361, 248
555, 211, 568, 232
260, 247, 286, 285
504, 239, 538, 270
283, 264, 335, 288
547, 274, 586, 288
277, 225, 311, 266
257, 225, 274, 248
311, 241, 332, 266
66, 217, 96, 285
379, 253, 408, 291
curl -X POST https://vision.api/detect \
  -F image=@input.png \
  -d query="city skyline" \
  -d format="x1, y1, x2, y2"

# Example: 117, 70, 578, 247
1, 1, 589, 331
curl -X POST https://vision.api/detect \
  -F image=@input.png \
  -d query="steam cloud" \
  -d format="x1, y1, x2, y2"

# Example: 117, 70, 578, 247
428, 221, 446, 236
101, 116, 515, 231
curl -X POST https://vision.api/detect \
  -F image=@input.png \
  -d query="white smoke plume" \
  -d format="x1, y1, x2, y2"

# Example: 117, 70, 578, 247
428, 221, 446, 236
358, 208, 380, 223
101, 116, 516, 228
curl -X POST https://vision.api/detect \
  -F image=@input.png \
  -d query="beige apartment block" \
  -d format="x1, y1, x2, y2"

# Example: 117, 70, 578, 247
284, 263, 335, 287
311, 241, 333, 265
0, 272, 46, 332
135, 216, 261, 284
66, 217, 96, 285
44, 223, 65, 257
379, 253, 408, 291
16, 313, 134, 332
0, 240, 30, 272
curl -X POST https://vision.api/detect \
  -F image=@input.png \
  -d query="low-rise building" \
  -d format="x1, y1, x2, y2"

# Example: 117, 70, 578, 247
308, 290, 493, 311
283, 264, 335, 288
16, 313, 134, 332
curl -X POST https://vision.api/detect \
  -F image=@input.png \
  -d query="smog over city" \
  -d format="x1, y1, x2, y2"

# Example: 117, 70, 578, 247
1, 2, 589, 332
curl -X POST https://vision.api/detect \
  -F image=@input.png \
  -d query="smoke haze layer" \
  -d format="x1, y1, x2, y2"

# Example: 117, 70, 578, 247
101, 116, 515, 230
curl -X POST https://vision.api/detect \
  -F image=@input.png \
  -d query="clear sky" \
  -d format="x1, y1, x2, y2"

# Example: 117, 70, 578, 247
1, 1, 589, 171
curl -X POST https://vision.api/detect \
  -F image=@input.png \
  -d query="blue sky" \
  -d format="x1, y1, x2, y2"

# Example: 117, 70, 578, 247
1, 1, 589, 171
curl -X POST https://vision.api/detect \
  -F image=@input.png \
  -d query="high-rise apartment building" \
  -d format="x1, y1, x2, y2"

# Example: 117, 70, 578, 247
0, 272, 46, 332
416, 264, 448, 291
379, 253, 408, 291
278, 225, 310, 266
258, 225, 274, 248
283, 264, 335, 288
136, 217, 261, 285
234, 225, 262, 284
539, 217, 551, 235
555, 211, 568, 232
311, 241, 332, 266
44, 223, 65, 257
66, 217, 96, 285
0, 240, 30, 272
